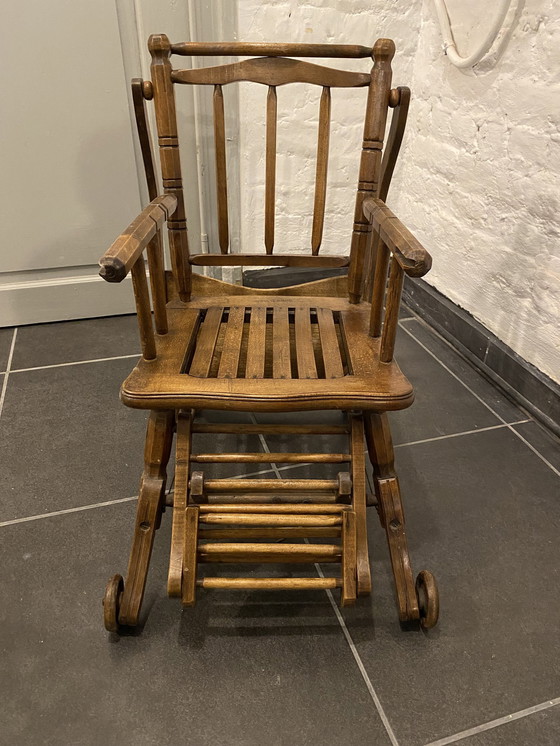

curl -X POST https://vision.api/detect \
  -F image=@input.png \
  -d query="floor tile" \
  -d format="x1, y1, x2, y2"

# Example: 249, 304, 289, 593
457, 704, 560, 745
0, 358, 147, 521
0, 328, 15, 371
400, 319, 525, 424
390, 324, 502, 445
400, 301, 414, 320
342, 427, 560, 746
0, 504, 393, 746
12, 315, 139, 370
512, 420, 560, 474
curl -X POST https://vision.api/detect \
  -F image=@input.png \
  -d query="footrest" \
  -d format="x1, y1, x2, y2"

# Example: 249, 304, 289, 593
179, 503, 357, 609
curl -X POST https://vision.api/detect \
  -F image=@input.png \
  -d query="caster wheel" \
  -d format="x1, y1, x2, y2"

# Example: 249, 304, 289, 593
103, 574, 124, 633
415, 570, 439, 629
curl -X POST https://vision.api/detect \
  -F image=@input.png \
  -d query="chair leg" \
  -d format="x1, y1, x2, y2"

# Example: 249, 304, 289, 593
365, 412, 439, 627
103, 410, 174, 631
349, 414, 372, 596
167, 410, 193, 598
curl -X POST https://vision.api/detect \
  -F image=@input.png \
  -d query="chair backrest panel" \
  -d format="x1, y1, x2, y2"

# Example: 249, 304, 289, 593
147, 34, 396, 302
170, 57, 371, 87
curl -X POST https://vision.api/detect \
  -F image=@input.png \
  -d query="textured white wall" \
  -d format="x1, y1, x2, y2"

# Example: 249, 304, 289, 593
236, 0, 560, 384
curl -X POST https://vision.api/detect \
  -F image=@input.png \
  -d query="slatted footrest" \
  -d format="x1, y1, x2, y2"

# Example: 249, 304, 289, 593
180, 504, 357, 609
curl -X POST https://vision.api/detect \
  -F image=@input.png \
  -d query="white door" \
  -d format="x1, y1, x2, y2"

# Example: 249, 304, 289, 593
0, 0, 235, 326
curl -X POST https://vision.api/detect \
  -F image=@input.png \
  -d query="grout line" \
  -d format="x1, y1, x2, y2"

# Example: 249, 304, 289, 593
0, 329, 18, 420
8, 353, 140, 374
399, 323, 560, 479
0, 495, 139, 528
312, 558, 400, 746
423, 695, 560, 746
394, 420, 531, 449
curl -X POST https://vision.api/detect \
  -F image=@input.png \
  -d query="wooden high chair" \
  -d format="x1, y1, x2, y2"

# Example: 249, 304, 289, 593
100, 35, 439, 633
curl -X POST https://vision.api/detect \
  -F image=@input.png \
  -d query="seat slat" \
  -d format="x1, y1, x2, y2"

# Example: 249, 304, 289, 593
273, 306, 291, 379
245, 306, 267, 378
294, 307, 318, 379
189, 253, 349, 267
213, 84, 229, 254
189, 306, 223, 377
171, 57, 371, 88
316, 307, 344, 378
217, 306, 245, 378
311, 86, 331, 255
265, 86, 277, 254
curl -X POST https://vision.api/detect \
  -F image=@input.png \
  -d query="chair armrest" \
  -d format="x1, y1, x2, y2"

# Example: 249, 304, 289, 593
98, 195, 177, 282
363, 197, 432, 278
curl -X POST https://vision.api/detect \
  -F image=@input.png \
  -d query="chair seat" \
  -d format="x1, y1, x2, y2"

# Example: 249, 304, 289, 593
121, 295, 414, 412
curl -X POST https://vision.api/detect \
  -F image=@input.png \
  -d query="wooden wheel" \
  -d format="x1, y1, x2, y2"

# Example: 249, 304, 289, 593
415, 570, 439, 629
103, 574, 124, 633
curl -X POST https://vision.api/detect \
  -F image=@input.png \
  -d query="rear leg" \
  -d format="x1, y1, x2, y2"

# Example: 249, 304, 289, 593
103, 409, 174, 631
365, 412, 438, 627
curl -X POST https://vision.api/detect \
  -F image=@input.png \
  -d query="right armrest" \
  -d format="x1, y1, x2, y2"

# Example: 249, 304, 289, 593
98, 194, 177, 283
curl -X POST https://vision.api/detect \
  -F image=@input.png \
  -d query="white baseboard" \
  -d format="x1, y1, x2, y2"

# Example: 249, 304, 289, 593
0, 272, 135, 327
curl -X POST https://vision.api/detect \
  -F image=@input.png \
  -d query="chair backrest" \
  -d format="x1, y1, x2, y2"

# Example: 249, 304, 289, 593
145, 35, 397, 303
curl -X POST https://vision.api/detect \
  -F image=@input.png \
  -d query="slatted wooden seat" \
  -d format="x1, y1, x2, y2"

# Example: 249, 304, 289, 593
99, 35, 440, 635
121, 295, 413, 411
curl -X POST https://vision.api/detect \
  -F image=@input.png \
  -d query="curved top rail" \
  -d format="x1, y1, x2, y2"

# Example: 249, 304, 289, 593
170, 42, 373, 58
171, 57, 371, 88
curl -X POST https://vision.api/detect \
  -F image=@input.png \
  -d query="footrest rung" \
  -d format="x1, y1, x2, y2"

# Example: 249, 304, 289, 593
199, 542, 342, 563
197, 577, 342, 590
199, 527, 341, 539
199, 513, 342, 526
199, 504, 347, 514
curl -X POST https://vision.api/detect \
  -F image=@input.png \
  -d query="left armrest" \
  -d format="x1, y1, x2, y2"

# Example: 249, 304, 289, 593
99, 194, 177, 283
363, 197, 432, 278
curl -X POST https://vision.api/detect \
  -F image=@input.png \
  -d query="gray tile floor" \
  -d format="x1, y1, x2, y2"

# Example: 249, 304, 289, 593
1, 308, 560, 746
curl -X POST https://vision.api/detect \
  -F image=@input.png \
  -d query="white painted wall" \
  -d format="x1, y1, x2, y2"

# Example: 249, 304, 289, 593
236, 0, 560, 384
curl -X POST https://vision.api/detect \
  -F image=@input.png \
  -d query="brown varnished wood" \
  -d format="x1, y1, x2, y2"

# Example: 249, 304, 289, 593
121, 297, 414, 412
192, 423, 349, 435
364, 412, 420, 622
363, 197, 432, 277
148, 34, 191, 301
199, 542, 342, 563
197, 577, 342, 590
188, 306, 223, 377
341, 510, 357, 606
102, 36, 438, 630
118, 410, 174, 626
213, 84, 229, 253
294, 307, 318, 379
350, 413, 372, 596
188, 253, 349, 267
273, 305, 291, 379
99, 195, 176, 283
191, 452, 350, 463
316, 307, 344, 378
348, 38, 395, 304
265, 85, 277, 254
311, 86, 331, 255
199, 504, 347, 513
131, 78, 159, 201
191, 272, 349, 299
216, 306, 244, 378
380, 258, 404, 362
130, 259, 156, 360
168, 410, 191, 597
363, 86, 410, 302
245, 306, 267, 379
170, 42, 373, 58
182, 505, 199, 607
172, 57, 371, 88
379, 87, 410, 203
198, 527, 340, 539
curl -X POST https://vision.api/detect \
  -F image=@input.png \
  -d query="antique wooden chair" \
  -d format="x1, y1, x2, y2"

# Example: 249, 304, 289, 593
99, 35, 439, 633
